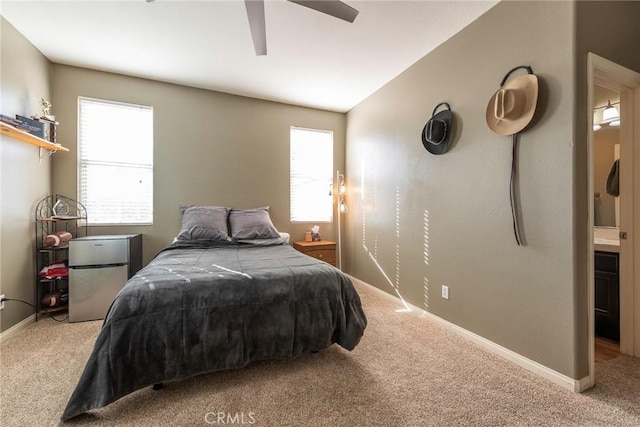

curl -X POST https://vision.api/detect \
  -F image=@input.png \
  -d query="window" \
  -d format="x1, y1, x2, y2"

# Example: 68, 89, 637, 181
290, 127, 333, 222
78, 97, 153, 225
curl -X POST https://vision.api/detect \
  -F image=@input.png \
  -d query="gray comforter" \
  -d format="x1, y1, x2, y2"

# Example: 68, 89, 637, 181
61, 241, 367, 420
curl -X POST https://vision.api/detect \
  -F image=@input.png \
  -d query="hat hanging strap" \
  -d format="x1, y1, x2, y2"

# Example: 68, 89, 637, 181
510, 133, 522, 246
499, 65, 533, 87
499, 64, 532, 245
432, 102, 451, 116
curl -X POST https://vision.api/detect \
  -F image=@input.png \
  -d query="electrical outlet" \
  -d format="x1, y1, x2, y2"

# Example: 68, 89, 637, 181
0, 294, 5, 310
441, 285, 449, 300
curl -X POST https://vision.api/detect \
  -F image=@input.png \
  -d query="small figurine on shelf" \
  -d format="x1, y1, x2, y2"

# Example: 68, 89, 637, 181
52, 198, 71, 218
40, 98, 53, 119
33, 98, 59, 143
311, 225, 321, 242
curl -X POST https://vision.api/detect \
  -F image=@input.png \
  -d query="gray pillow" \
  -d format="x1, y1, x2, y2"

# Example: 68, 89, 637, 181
177, 206, 230, 241
229, 207, 280, 240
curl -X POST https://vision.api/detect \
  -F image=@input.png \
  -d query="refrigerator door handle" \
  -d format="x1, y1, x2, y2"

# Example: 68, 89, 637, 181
70, 263, 127, 269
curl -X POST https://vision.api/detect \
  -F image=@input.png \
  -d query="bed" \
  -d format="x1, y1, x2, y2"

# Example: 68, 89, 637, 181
61, 206, 367, 420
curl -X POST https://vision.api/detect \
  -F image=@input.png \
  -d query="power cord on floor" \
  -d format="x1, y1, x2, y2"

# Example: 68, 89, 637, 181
1, 297, 68, 322
2, 297, 35, 308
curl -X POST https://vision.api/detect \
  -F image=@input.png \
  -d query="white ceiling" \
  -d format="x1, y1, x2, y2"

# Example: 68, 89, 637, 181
1, 0, 498, 113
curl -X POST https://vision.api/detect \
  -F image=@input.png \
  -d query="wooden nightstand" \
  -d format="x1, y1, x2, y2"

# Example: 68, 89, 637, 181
293, 240, 336, 267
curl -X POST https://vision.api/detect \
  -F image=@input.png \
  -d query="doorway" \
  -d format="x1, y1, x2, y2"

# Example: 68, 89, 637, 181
593, 85, 621, 357
587, 53, 640, 388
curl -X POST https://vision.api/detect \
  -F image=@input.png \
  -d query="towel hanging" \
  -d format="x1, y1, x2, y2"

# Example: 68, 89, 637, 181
606, 159, 619, 197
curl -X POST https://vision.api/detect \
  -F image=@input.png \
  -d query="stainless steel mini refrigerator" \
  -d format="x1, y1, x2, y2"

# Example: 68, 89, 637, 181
68, 234, 142, 322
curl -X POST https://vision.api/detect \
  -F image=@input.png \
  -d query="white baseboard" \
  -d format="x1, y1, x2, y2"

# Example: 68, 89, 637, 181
0, 314, 35, 344
347, 274, 591, 393
575, 374, 593, 392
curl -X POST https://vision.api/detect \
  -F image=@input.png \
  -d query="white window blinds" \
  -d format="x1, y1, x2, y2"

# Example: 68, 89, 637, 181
290, 127, 333, 222
78, 97, 153, 225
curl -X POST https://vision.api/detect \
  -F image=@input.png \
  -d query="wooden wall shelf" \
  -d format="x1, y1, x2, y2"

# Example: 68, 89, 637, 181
0, 121, 69, 152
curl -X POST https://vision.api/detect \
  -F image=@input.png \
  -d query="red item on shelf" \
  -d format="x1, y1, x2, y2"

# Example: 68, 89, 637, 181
39, 262, 68, 279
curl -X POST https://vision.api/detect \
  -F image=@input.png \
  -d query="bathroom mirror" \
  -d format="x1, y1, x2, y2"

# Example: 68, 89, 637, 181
593, 86, 620, 227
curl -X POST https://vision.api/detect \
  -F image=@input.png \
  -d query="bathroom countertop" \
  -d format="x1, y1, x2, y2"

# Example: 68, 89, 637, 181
594, 227, 620, 253
594, 240, 619, 253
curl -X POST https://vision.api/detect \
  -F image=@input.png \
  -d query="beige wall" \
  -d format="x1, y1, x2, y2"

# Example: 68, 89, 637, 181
0, 18, 52, 332
345, 0, 640, 381
594, 129, 619, 227
345, 1, 579, 377
51, 65, 346, 264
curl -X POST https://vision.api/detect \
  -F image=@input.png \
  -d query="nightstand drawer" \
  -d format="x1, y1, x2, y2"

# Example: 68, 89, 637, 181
304, 249, 336, 265
293, 241, 337, 267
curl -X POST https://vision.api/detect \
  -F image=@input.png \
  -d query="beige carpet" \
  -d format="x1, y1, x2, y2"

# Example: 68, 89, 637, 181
1, 281, 639, 426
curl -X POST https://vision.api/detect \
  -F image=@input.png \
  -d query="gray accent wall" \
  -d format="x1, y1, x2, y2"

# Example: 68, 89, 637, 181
344, 0, 640, 380
0, 18, 52, 333
50, 65, 345, 265
345, 1, 579, 377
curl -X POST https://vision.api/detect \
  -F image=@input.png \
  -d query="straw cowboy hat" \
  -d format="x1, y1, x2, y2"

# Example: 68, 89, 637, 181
486, 66, 538, 136
422, 102, 452, 155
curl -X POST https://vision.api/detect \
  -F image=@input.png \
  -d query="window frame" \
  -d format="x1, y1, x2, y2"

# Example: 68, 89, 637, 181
289, 126, 334, 224
77, 96, 154, 226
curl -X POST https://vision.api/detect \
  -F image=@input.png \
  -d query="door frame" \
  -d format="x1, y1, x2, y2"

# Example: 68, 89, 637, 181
587, 53, 640, 386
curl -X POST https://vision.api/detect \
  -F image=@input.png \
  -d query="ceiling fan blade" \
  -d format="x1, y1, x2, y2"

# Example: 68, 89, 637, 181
288, 0, 359, 23
244, 0, 267, 56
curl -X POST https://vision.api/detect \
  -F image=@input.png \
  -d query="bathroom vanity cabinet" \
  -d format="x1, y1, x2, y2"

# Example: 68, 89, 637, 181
594, 250, 619, 341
